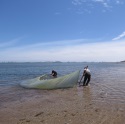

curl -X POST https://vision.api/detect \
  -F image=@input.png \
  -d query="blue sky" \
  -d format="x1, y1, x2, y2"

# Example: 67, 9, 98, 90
0, 0, 125, 62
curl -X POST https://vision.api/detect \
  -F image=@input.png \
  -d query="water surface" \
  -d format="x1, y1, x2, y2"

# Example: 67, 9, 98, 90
0, 62, 125, 107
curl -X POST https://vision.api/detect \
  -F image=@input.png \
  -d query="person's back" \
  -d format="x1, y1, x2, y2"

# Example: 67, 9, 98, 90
85, 68, 91, 75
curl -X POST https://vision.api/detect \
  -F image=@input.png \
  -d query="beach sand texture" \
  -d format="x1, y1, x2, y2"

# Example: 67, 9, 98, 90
0, 84, 125, 124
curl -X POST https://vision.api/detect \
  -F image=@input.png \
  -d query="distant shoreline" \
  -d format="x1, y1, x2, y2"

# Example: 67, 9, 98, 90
0, 61, 123, 63
120, 60, 125, 62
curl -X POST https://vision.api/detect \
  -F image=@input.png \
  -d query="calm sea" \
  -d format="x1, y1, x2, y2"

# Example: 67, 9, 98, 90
0, 62, 125, 106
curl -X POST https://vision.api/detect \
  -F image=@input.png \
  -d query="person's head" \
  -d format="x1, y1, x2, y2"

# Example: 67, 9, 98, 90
84, 66, 88, 69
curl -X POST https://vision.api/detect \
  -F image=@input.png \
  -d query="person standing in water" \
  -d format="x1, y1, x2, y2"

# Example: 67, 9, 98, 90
79, 66, 91, 86
51, 70, 57, 77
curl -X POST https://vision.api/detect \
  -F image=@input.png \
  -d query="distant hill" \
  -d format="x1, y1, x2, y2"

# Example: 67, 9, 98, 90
120, 60, 125, 62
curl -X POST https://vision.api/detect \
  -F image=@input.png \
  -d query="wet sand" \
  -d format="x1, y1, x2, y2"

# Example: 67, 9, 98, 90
0, 84, 125, 124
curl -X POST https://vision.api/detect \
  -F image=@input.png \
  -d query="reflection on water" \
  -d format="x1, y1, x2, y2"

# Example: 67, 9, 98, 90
77, 85, 93, 105
77, 80, 125, 105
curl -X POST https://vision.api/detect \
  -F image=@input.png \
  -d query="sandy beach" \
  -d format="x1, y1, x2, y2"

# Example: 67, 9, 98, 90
0, 84, 125, 124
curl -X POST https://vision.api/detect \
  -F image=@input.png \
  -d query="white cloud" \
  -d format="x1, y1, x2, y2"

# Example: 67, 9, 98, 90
0, 39, 125, 62
0, 39, 19, 48
72, 0, 83, 5
116, 0, 124, 4
54, 12, 61, 15
0, 37, 25, 49
112, 32, 125, 41
71, 0, 124, 13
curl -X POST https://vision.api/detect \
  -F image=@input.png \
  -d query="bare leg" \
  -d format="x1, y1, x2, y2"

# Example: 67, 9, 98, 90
83, 76, 87, 86
86, 75, 91, 86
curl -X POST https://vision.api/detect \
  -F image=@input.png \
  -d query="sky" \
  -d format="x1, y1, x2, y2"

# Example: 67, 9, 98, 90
0, 0, 125, 62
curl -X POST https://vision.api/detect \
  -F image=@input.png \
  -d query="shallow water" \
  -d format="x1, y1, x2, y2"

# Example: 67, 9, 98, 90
0, 62, 125, 107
